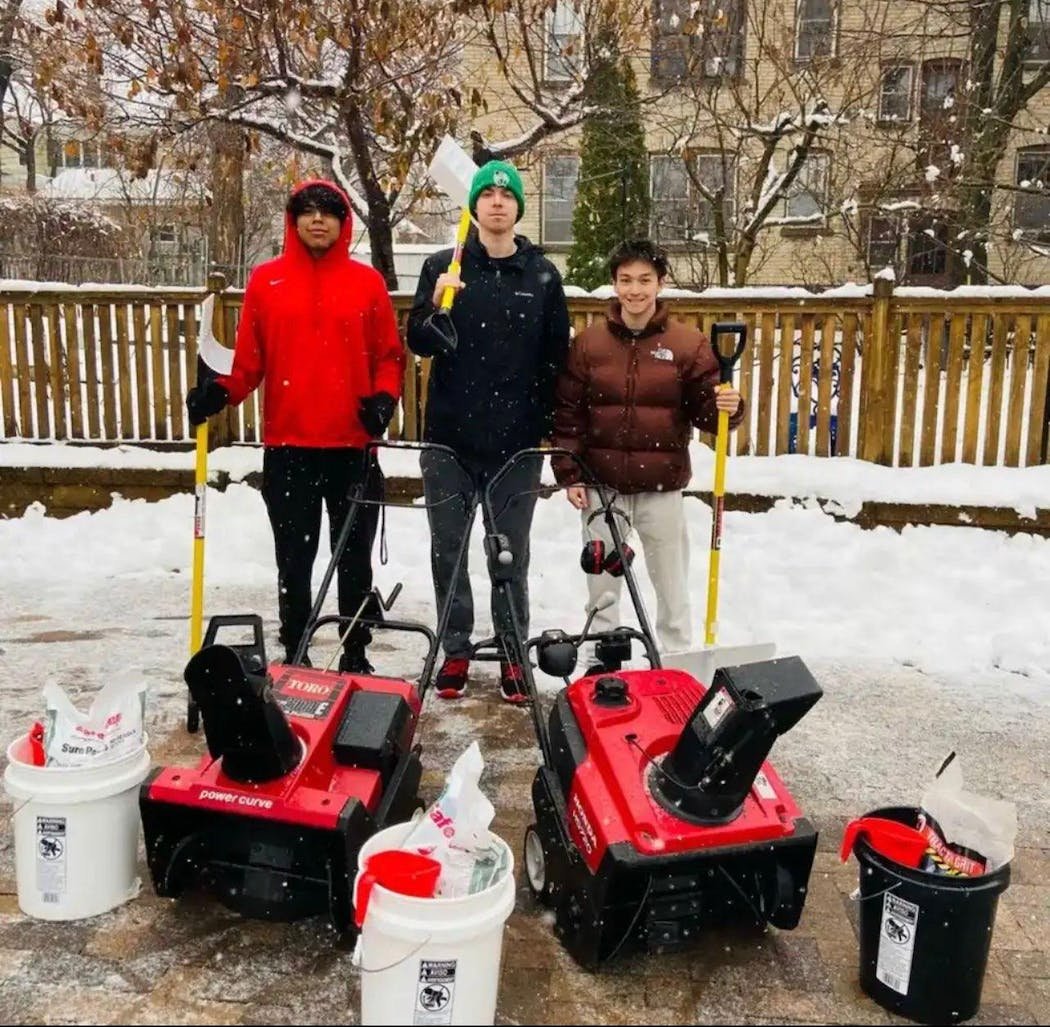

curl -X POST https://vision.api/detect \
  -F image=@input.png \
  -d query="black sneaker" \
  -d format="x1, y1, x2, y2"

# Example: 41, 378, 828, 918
339, 650, 374, 675
435, 657, 469, 699
284, 650, 312, 668
499, 662, 528, 705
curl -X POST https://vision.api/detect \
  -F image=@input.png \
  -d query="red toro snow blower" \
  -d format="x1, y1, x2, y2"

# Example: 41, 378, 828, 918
476, 447, 824, 968
139, 441, 478, 929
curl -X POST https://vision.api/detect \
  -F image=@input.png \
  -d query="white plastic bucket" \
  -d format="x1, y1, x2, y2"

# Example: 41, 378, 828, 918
3, 733, 151, 921
353, 821, 517, 1026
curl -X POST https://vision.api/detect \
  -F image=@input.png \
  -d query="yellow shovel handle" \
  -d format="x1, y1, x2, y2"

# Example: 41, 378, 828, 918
704, 403, 730, 647
440, 208, 472, 310
190, 421, 208, 654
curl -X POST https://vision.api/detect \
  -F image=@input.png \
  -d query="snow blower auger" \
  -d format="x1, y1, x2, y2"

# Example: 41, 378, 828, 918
478, 447, 824, 969
140, 441, 480, 930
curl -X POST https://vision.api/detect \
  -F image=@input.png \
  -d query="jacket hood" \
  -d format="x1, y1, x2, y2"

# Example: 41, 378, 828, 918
283, 178, 354, 263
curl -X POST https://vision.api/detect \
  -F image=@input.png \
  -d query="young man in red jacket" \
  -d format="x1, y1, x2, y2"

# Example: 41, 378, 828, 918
185, 180, 405, 672
552, 239, 743, 671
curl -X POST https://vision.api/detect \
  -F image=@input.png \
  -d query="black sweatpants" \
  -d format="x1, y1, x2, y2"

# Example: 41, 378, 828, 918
420, 449, 542, 659
261, 446, 380, 659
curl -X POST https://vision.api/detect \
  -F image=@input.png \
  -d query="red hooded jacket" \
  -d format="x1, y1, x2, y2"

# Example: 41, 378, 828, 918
217, 180, 404, 448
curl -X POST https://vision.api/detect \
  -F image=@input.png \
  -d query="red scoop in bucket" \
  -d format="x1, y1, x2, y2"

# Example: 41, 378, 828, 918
840, 816, 928, 869
354, 849, 441, 928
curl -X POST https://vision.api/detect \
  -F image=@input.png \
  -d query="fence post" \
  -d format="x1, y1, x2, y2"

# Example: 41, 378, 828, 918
860, 275, 895, 465
206, 269, 232, 450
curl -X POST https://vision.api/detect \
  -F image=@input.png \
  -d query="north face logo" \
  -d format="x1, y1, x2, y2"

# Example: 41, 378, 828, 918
493, 170, 510, 187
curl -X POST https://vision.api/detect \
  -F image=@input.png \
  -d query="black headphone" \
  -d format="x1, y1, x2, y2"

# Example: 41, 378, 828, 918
579, 505, 634, 577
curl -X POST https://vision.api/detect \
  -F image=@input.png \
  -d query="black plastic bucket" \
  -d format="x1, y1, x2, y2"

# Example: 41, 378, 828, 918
852, 806, 1010, 1025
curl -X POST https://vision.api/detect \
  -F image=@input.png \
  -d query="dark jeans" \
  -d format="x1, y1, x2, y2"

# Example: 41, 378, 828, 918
261, 446, 380, 659
420, 449, 542, 659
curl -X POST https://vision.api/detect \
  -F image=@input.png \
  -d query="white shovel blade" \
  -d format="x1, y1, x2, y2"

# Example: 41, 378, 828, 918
663, 642, 778, 685
427, 135, 476, 207
196, 294, 233, 376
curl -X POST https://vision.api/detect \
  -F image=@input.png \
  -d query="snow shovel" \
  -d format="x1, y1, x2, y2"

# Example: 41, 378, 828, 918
664, 322, 775, 684
424, 136, 477, 354
187, 293, 233, 732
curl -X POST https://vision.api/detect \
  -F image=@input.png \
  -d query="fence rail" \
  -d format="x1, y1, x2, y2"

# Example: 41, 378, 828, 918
2, 275, 1049, 467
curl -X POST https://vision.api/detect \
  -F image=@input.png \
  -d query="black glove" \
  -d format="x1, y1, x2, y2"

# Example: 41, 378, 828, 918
358, 392, 397, 438
185, 379, 229, 426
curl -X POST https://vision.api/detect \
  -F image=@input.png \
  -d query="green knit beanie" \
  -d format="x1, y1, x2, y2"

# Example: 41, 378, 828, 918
468, 160, 525, 221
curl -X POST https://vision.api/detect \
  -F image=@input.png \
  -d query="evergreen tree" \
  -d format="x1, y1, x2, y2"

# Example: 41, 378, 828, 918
565, 30, 649, 291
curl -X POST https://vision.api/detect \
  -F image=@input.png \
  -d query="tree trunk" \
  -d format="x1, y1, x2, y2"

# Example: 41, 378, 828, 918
24, 133, 36, 193
208, 110, 245, 282
733, 235, 756, 286
364, 192, 398, 291
0, 0, 19, 108
344, 106, 398, 289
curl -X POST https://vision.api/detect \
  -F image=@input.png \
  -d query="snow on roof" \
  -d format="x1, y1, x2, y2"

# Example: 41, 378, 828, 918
38, 168, 198, 204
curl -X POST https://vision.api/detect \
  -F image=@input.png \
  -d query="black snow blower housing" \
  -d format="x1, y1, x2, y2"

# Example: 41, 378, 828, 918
140, 441, 478, 929
475, 447, 825, 968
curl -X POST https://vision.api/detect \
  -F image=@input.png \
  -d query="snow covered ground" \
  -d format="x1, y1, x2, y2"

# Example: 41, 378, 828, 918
1, 448, 1048, 842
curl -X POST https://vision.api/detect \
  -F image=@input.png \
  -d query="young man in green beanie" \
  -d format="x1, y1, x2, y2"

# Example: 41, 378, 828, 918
408, 159, 570, 703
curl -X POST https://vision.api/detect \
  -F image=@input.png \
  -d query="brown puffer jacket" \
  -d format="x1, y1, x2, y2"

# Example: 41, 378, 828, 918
551, 300, 745, 494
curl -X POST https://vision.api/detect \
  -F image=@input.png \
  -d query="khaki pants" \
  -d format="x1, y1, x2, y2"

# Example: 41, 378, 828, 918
580, 488, 693, 661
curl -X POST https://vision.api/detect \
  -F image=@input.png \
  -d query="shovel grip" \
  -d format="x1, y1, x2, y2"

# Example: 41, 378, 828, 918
710, 322, 747, 385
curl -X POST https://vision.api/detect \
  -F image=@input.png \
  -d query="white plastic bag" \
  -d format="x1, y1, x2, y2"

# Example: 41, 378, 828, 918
400, 741, 502, 897
42, 674, 146, 767
918, 752, 1017, 874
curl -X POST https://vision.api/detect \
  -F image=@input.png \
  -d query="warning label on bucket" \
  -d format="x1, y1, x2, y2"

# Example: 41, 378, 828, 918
36, 816, 67, 903
876, 892, 919, 995
413, 959, 456, 1025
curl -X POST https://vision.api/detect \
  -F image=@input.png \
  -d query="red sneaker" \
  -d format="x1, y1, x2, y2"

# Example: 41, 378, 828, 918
435, 657, 470, 699
499, 662, 529, 705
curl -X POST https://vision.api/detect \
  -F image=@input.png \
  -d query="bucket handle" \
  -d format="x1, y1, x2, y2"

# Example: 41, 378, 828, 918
351, 932, 432, 975
850, 880, 901, 903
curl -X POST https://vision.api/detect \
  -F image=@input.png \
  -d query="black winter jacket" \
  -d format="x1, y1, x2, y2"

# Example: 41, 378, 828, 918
407, 234, 570, 465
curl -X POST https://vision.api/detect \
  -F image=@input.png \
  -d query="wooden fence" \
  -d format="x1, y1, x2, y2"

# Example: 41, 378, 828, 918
2, 275, 1049, 467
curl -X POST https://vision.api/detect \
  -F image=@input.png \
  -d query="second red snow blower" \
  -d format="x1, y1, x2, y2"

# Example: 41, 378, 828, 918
477, 447, 824, 968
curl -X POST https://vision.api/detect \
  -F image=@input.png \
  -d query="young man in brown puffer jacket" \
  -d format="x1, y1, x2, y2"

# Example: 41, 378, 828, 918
551, 239, 745, 671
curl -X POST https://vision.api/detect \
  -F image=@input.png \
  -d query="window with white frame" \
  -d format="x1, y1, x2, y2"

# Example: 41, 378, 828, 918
878, 65, 913, 123
542, 155, 579, 244
795, 0, 836, 61
919, 59, 963, 171
652, 0, 745, 82
867, 215, 900, 271
1015, 147, 1050, 239
650, 155, 692, 242
690, 151, 736, 240
546, 0, 585, 83
783, 153, 829, 221
1027, 0, 1050, 65
907, 217, 949, 278
150, 224, 178, 248
650, 153, 735, 243
920, 60, 961, 125
46, 137, 111, 172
